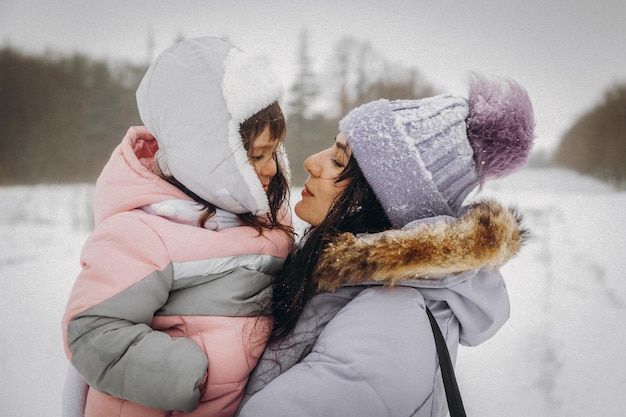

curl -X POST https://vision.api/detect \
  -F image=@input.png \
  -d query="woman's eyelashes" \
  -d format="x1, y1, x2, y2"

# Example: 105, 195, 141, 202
331, 157, 345, 168
331, 146, 348, 168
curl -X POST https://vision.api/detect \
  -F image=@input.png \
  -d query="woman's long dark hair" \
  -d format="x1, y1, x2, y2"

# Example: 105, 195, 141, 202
156, 101, 293, 237
269, 154, 392, 342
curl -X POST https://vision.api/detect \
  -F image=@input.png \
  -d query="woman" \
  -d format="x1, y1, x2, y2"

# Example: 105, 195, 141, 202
236, 75, 535, 417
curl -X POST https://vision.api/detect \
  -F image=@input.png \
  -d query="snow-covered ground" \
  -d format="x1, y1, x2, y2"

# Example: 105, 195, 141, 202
1, 168, 625, 416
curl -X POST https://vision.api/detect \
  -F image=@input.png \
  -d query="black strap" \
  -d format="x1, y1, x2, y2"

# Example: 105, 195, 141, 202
425, 307, 467, 417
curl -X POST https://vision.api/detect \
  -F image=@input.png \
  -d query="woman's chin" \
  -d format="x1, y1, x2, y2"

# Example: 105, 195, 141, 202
294, 201, 318, 227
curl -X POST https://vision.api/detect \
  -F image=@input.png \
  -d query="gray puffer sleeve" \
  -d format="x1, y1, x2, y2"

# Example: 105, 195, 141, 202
65, 217, 208, 412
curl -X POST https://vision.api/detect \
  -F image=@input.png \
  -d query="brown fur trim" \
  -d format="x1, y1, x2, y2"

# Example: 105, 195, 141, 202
314, 199, 528, 292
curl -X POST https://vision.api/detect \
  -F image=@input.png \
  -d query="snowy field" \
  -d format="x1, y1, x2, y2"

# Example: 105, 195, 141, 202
1, 167, 625, 416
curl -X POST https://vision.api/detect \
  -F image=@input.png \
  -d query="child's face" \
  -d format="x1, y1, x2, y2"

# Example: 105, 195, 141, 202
248, 125, 279, 193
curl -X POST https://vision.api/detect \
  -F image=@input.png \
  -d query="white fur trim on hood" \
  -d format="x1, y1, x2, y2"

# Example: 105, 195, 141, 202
136, 36, 284, 215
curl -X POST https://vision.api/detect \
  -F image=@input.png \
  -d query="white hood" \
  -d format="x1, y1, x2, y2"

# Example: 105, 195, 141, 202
136, 36, 284, 215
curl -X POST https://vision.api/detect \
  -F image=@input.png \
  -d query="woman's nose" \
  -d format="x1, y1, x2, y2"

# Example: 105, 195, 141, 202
303, 152, 321, 177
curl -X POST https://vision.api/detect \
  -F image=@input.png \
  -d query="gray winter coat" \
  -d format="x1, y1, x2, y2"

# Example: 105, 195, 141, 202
236, 200, 527, 417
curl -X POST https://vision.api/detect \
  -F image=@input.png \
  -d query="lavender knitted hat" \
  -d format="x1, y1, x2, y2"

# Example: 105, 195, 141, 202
339, 76, 535, 228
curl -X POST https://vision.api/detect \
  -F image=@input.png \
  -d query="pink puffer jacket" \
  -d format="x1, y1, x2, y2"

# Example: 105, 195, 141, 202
62, 127, 292, 417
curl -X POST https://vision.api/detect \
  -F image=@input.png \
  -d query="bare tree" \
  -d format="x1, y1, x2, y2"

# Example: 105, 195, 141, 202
283, 35, 436, 185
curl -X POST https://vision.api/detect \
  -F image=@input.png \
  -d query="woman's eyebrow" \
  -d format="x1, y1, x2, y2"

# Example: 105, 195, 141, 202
335, 138, 348, 151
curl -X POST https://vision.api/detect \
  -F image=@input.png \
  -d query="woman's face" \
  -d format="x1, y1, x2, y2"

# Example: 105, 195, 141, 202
248, 125, 279, 193
295, 132, 351, 226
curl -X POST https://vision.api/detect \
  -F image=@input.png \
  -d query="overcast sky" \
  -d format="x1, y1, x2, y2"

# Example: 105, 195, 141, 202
2, 0, 625, 152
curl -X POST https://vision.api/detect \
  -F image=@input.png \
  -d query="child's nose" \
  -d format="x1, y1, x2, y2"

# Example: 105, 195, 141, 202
260, 158, 277, 178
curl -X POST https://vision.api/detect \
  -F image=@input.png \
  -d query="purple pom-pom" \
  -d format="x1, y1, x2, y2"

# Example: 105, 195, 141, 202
467, 75, 535, 184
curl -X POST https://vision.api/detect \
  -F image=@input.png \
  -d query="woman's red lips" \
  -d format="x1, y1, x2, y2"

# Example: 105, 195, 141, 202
302, 185, 313, 197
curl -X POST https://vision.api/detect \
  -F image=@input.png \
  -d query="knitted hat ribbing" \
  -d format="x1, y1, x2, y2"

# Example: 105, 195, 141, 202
340, 76, 535, 228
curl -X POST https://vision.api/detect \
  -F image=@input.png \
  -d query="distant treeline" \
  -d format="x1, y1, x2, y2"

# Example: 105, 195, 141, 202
0, 35, 435, 186
1, 34, 624, 187
552, 83, 626, 186
0, 46, 145, 184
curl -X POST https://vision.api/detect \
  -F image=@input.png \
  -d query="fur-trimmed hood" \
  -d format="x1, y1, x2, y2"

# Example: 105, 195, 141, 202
314, 199, 527, 292
136, 37, 286, 215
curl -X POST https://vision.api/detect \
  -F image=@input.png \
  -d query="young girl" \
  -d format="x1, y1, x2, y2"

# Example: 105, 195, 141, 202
62, 37, 293, 417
